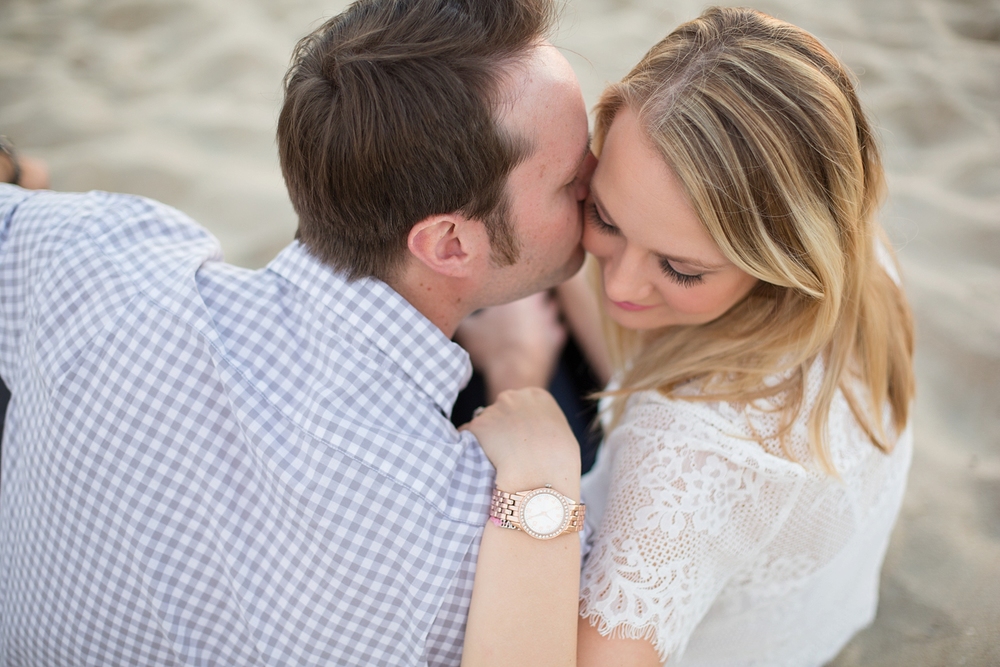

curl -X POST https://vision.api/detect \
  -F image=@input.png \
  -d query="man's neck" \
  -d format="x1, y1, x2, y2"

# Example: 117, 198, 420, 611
386, 271, 475, 340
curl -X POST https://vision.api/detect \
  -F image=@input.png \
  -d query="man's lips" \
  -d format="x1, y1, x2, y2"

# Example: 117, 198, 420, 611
610, 299, 655, 312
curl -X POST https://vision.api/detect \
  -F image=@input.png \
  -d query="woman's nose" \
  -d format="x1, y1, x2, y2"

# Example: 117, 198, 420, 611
602, 245, 651, 304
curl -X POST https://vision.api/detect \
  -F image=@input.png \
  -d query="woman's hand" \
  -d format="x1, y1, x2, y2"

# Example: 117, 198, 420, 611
454, 292, 567, 401
462, 387, 580, 491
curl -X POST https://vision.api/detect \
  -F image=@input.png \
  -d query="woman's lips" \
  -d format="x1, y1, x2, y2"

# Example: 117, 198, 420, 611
610, 299, 655, 312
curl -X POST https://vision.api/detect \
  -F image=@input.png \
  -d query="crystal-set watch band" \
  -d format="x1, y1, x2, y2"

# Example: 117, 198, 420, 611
490, 484, 585, 540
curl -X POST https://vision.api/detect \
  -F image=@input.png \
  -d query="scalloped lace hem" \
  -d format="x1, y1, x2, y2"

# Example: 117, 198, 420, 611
579, 605, 681, 665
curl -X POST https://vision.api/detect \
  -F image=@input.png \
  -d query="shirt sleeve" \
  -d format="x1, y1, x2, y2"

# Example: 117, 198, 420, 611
0, 185, 220, 388
579, 395, 804, 663
0, 183, 36, 238
0, 184, 45, 380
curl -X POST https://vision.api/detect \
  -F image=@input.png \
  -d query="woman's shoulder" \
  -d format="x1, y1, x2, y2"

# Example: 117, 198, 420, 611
610, 387, 812, 482
613, 355, 907, 479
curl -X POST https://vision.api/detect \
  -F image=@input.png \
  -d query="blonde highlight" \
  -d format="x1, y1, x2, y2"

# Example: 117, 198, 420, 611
594, 7, 915, 473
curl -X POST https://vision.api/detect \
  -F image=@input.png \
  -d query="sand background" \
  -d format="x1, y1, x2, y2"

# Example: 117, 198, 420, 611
1, 0, 998, 664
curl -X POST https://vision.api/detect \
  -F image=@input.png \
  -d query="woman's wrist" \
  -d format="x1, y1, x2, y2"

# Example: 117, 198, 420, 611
493, 459, 580, 498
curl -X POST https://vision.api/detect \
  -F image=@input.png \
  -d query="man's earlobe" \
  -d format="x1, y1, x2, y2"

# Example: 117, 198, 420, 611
407, 214, 483, 278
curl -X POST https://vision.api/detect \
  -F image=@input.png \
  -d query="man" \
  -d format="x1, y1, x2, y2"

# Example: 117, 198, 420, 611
0, 0, 592, 665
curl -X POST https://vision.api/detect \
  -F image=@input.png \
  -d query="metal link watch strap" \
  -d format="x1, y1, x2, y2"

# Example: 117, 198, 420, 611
490, 488, 520, 530
489, 486, 586, 534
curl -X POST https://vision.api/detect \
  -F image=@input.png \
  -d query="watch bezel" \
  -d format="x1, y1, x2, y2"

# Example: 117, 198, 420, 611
517, 488, 571, 540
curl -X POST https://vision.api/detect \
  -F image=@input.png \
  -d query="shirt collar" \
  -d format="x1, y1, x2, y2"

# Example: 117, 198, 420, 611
266, 241, 472, 416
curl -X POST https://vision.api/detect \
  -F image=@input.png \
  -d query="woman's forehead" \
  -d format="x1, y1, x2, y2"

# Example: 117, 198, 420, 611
593, 109, 729, 267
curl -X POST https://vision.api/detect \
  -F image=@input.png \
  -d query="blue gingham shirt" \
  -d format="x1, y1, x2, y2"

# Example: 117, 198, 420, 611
0, 184, 494, 666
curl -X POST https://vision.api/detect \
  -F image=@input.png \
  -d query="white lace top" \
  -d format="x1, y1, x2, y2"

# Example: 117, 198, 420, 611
579, 359, 912, 666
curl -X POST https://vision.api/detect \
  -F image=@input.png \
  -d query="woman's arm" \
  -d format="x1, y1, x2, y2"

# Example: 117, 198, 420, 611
460, 388, 582, 667
555, 265, 612, 387
454, 293, 567, 402
455, 262, 612, 403
578, 617, 662, 667
460, 388, 663, 667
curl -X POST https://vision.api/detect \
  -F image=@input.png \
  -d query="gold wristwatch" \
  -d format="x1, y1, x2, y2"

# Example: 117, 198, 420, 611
490, 484, 585, 540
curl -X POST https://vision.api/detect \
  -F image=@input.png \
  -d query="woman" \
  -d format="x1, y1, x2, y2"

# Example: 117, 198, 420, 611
461, 7, 915, 667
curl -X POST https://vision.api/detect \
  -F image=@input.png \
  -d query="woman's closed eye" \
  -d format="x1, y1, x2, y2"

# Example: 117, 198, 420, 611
586, 202, 620, 236
589, 202, 704, 287
658, 257, 705, 286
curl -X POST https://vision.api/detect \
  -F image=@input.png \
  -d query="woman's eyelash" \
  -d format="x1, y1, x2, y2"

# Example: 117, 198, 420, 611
659, 257, 704, 286
586, 203, 619, 235
588, 202, 703, 287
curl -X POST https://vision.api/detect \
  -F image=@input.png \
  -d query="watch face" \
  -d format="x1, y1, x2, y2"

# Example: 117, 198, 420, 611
520, 490, 569, 539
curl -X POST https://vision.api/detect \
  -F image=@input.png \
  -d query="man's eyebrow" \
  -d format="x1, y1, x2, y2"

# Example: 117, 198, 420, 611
590, 188, 727, 271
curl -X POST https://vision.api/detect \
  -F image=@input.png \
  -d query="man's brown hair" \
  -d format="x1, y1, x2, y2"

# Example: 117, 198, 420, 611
278, 0, 555, 281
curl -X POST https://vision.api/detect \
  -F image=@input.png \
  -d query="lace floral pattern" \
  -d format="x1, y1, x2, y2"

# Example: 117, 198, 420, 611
633, 450, 764, 539
579, 360, 912, 665
580, 397, 801, 661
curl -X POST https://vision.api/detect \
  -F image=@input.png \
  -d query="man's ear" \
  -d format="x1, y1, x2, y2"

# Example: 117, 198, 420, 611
407, 213, 487, 278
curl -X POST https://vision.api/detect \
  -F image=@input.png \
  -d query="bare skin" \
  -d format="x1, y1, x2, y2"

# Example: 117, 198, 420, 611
584, 109, 757, 331
554, 267, 613, 387
0, 149, 49, 190
454, 292, 568, 402
454, 265, 613, 401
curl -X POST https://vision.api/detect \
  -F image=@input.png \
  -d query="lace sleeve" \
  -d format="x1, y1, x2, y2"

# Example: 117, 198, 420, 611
579, 395, 806, 663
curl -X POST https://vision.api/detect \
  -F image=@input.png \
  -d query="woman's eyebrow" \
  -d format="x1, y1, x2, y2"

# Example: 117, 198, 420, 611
591, 189, 727, 271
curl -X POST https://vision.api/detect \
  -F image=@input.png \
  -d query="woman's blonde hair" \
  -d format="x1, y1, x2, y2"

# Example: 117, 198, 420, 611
595, 7, 915, 472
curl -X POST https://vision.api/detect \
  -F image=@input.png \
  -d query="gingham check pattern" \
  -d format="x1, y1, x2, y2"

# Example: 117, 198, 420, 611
0, 185, 493, 666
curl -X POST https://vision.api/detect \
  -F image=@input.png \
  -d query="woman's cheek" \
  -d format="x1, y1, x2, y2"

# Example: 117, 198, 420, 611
665, 282, 726, 317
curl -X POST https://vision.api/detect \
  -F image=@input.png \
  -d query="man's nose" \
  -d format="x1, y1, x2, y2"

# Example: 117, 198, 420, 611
575, 152, 598, 202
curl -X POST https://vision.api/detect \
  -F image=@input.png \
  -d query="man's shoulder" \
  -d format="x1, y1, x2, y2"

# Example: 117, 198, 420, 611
3, 188, 223, 295
3, 188, 213, 243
